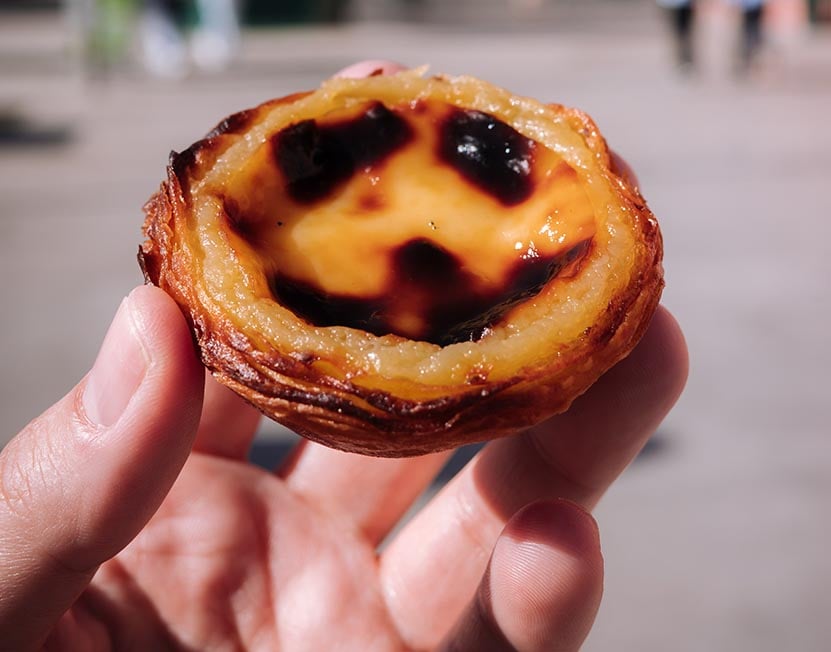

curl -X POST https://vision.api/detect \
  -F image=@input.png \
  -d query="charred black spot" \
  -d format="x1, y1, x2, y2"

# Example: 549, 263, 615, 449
270, 276, 385, 335
207, 109, 255, 138
507, 239, 592, 299
273, 102, 413, 204
137, 245, 160, 285
388, 240, 506, 343
223, 197, 258, 241
439, 109, 535, 206
395, 239, 461, 292
169, 146, 199, 182
270, 238, 593, 347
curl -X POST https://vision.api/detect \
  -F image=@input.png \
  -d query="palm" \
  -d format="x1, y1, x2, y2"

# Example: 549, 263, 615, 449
1, 285, 683, 651
92, 452, 400, 650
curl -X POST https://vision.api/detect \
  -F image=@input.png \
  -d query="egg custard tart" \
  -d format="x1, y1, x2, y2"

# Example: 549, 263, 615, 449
140, 70, 663, 457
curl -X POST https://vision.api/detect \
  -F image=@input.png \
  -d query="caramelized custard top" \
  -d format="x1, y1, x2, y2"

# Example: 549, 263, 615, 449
220, 99, 597, 345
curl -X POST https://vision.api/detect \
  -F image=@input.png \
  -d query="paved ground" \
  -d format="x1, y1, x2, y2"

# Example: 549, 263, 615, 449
2, 3, 830, 650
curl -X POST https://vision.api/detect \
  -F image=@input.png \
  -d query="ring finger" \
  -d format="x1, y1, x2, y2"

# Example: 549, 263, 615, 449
380, 307, 688, 650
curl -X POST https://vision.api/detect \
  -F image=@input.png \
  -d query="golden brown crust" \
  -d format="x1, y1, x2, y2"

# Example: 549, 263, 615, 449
140, 71, 663, 457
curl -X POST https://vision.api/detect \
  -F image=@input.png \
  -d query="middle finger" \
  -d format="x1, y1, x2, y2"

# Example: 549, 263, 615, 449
192, 372, 262, 459
279, 442, 451, 545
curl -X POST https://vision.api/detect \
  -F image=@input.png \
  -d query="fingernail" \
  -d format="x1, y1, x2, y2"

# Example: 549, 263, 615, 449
83, 294, 149, 427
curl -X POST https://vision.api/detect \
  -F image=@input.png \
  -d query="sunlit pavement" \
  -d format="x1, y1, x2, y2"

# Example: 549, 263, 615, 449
2, 5, 830, 650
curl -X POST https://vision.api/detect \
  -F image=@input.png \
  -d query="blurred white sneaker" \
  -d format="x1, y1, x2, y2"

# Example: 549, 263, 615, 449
139, 7, 188, 79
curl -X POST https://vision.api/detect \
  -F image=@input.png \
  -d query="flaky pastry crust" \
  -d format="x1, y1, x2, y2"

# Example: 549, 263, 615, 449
140, 70, 663, 457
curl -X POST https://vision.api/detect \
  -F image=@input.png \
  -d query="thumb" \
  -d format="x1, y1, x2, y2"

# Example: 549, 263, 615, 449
0, 285, 204, 650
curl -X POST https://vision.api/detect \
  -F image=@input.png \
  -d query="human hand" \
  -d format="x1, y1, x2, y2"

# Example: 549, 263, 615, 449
0, 63, 688, 651
0, 284, 685, 651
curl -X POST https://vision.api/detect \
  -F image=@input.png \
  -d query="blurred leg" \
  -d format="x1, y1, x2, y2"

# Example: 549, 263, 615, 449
741, 5, 765, 71
671, 2, 695, 68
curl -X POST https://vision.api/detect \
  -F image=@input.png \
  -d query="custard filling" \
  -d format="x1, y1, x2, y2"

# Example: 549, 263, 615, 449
217, 99, 596, 345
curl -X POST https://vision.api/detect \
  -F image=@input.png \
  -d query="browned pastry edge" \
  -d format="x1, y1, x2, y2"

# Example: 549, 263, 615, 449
140, 88, 663, 457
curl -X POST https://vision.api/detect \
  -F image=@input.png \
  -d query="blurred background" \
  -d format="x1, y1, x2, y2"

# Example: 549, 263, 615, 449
1, 0, 829, 649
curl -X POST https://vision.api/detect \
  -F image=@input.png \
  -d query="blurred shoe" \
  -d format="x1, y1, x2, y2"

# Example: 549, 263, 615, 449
139, 7, 188, 79
191, 28, 235, 73
0, 109, 73, 147
190, 0, 240, 73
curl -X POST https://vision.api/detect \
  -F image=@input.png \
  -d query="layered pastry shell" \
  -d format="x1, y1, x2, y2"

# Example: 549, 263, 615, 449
140, 70, 663, 457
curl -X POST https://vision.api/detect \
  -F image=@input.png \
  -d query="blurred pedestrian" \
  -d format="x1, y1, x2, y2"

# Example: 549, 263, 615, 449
139, 0, 188, 78
658, 0, 768, 76
67, 0, 136, 75
139, 0, 241, 78
657, 0, 696, 71
191, 0, 242, 72
732, 0, 766, 72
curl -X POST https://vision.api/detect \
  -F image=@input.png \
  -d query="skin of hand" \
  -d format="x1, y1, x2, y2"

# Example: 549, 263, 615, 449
0, 62, 688, 652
